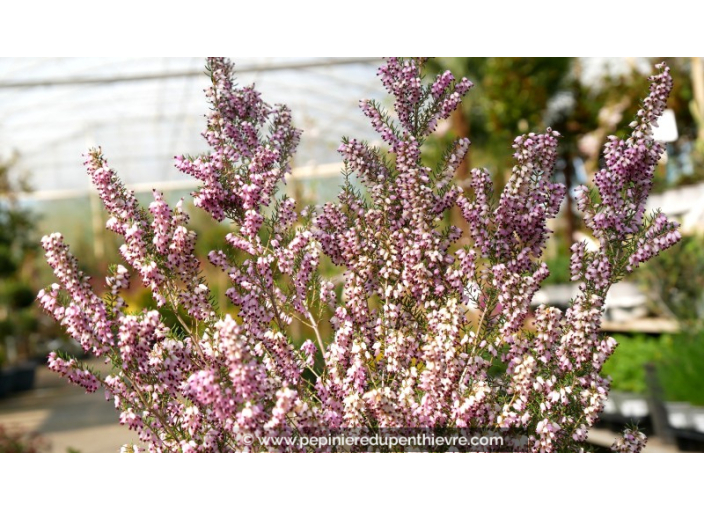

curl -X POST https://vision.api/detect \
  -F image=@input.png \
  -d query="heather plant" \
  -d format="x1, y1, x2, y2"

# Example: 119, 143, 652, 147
37, 57, 680, 452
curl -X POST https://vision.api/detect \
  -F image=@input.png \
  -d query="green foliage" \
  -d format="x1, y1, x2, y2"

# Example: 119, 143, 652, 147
544, 236, 574, 285
430, 58, 572, 165
603, 330, 704, 406
0, 157, 41, 367
4, 281, 36, 309
658, 330, 704, 406
602, 334, 663, 394
636, 233, 704, 327
0, 244, 18, 277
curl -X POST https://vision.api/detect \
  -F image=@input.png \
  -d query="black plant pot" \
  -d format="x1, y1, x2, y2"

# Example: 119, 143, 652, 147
12, 361, 37, 392
0, 368, 15, 398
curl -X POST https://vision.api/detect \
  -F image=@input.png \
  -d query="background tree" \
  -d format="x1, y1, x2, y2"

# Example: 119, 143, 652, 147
0, 155, 40, 366
425, 58, 703, 280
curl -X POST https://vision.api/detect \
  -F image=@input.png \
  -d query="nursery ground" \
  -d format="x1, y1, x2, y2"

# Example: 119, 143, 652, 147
0, 359, 138, 453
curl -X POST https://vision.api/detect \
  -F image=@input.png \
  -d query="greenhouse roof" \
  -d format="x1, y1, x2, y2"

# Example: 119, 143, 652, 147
0, 57, 384, 196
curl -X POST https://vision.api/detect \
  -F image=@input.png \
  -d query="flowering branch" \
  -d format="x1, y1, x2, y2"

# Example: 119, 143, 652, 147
38, 58, 679, 452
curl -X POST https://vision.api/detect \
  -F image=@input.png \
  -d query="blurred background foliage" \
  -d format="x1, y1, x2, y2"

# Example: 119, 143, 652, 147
635, 233, 704, 327
604, 331, 704, 406
0, 157, 41, 367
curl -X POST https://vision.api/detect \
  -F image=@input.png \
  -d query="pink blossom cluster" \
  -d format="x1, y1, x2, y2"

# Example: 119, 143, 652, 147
47, 352, 100, 393
612, 427, 648, 453
38, 58, 678, 452
174, 57, 301, 226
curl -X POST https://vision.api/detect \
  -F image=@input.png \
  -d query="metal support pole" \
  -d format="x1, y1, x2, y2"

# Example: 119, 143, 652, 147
644, 362, 676, 446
